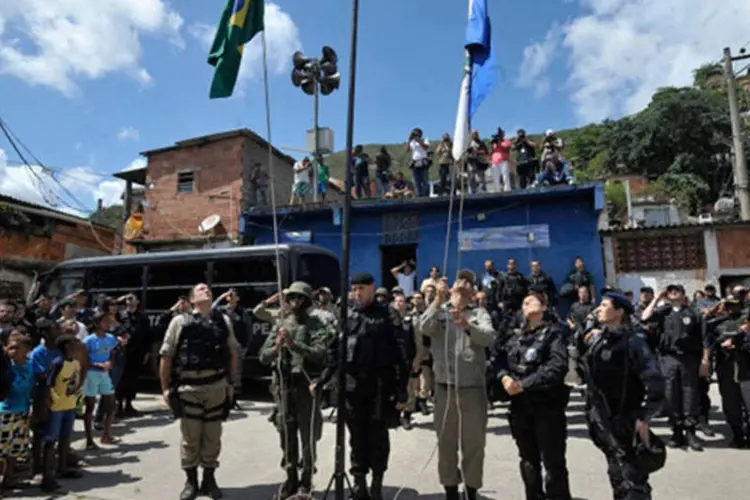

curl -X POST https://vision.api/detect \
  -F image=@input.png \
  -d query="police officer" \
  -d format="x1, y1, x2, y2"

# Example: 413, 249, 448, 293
495, 292, 572, 500
313, 272, 408, 500
212, 288, 253, 408
391, 293, 422, 430
419, 271, 495, 500
706, 299, 750, 448
500, 258, 529, 314
641, 284, 707, 451
581, 293, 666, 500
159, 283, 238, 500
259, 282, 329, 498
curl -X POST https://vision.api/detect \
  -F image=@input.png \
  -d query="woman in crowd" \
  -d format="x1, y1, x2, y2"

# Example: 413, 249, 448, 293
494, 292, 572, 500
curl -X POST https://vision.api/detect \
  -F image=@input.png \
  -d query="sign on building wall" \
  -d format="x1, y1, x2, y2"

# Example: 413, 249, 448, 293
459, 225, 550, 251
281, 231, 312, 243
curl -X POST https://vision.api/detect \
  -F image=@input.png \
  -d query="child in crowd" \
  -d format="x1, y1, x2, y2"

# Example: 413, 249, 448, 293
42, 334, 83, 493
28, 319, 60, 479
83, 312, 124, 449
0, 332, 33, 490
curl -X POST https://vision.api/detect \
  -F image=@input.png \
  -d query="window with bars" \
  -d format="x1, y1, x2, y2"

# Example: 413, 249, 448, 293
615, 232, 705, 273
177, 171, 195, 193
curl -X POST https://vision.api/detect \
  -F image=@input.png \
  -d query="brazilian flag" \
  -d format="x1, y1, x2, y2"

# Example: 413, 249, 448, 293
208, 0, 265, 99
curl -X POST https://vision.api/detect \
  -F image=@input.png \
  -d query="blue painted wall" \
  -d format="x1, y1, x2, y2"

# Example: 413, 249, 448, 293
243, 184, 606, 294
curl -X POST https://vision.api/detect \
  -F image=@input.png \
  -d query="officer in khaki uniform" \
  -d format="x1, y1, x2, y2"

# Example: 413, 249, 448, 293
419, 271, 496, 500
259, 281, 330, 499
159, 283, 238, 500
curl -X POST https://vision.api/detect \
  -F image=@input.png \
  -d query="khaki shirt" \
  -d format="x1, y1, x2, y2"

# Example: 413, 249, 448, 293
159, 314, 237, 393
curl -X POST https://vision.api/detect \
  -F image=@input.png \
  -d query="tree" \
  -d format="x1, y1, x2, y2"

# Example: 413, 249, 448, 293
90, 204, 125, 229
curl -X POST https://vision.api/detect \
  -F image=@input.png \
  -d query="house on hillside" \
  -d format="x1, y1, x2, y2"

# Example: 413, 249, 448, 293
607, 174, 690, 228
243, 183, 607, 300
0, 195, 116, 297
113, 128, 344, 253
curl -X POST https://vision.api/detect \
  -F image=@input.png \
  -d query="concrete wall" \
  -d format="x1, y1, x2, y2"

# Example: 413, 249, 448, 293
245, 186, 606, 294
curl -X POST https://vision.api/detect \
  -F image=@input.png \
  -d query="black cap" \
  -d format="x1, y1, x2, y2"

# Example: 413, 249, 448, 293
640, 286, 654, 294
666, 284, 685, 294
351, 272, 375, 286
704, 284, 716, 292
603, 292, 635, 315
600, 285, 621, 295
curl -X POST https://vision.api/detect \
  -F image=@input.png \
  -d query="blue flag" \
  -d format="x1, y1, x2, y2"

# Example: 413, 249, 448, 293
452, 0, 497, 161
465, 0, 496, 117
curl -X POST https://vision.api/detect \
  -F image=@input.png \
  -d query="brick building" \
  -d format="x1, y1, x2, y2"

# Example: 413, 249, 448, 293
601, 221, 750, 295
0, 195, 116, 297
115, 128, 342, 252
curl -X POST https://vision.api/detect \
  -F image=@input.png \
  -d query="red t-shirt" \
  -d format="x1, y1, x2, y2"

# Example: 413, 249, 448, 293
491, 140, 512, 164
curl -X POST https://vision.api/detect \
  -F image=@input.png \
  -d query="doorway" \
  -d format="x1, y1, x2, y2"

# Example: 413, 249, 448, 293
380, 244, 417, 291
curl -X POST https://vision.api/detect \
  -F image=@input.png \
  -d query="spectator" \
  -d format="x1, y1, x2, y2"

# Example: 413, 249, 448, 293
512, 129, 538, 189
374, 146, 392, 200
561, 256, 596, 302
541, 129, 564, 163
0, 333, 33, 489
291, 157, 311, 205
352, 145, 371, 199
534, 152, 573, 186
56, 299, 88, 341
249, 163, 269, 207
467, 130, 489, 193
435, 134, 453, 195
490, 128, 513, 192
406, 128, 431, 197
315, 154, 330, 202
420, 266, 442, 293
390, 260, 417, 297
384, 171, 414, 199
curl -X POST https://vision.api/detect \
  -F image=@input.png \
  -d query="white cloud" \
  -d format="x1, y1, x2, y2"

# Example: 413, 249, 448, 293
117, 127, 140, 141
123, 157, 147, 172
520, 1, 750, 123
189, 2, 301, 88
0, 148, 126, 216
517, 26, 561, 98
0, 0, 184, 96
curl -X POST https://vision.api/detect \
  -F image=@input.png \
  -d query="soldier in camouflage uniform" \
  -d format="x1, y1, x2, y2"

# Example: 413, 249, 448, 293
254, 290, 289, 423
259, 282, 329, 498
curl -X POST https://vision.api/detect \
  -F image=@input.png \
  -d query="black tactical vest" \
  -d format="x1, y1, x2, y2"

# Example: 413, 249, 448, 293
175, 311, 230, 380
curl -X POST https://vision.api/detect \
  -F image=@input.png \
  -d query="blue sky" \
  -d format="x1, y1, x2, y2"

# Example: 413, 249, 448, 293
0, 1, 747, 213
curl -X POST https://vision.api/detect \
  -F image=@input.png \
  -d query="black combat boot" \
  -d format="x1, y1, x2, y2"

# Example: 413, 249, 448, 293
728, 427, 745, 449
444, 485, 460, 500
351, 474, 370, 500
279, 468, 299, 499
299, 468, 313, 495
465, 486, 478, 500
667, 425, 686, 448
179, 468, 199, 500
697, 415, 715, 437
200, 468, 223, 499
400, 412, 413, 430
370, 473, 384, 500
685, 428, 703, 452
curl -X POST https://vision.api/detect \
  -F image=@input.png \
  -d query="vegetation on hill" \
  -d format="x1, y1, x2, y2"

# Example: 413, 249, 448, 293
90, 204, 125, 229
324, 62, 750, 218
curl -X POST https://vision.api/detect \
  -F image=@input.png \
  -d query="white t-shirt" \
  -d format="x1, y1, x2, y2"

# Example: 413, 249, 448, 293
409, 139, 429, 162
75, 321, 88, 341
293, 162, 308, 184
397, 272, 416, 297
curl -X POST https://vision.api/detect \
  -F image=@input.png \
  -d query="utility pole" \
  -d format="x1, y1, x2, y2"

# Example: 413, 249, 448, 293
313, 83, 320, 202
723, 47, 750, 220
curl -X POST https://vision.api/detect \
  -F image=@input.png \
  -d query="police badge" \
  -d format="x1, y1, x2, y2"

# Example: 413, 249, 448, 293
682, 316, 691, 326
601, 349, 612, 361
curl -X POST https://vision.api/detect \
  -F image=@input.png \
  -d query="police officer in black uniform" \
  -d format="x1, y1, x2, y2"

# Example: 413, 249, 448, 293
313, 272, 409, 500
706, 299, 750, 447
500, 258, 529, 314
494, 292, 572, 500
581, 293, 666, 500
641, 284, 707, 451
528, 260, 558, 307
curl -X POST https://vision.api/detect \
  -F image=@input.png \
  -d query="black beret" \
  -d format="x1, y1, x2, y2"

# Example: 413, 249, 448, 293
351, 272, 375, 286
603, 292, 634, 315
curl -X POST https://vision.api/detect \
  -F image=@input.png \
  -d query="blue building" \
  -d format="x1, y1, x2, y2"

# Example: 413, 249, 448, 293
242, 183, 606, 295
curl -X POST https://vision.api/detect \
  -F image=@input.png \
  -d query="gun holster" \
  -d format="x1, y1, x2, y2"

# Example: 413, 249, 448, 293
168, 388, 183, 419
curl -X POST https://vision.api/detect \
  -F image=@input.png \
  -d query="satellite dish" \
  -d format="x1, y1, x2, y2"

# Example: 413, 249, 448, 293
198, 214, 221, 234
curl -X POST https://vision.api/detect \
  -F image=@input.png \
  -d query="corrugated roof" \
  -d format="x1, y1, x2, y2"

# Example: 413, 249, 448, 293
0, 194, 112, 230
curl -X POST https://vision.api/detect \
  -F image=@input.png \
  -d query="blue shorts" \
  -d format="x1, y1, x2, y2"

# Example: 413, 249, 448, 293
318, 180, 327, 195
45, 410, 75, 443
84, 370, 115, 398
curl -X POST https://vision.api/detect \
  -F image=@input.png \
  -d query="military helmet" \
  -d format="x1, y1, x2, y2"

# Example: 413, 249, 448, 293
286, 281, 313, 300
375, 287, 389, 297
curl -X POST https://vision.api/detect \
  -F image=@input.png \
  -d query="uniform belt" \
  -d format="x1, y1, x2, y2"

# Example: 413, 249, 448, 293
178, 371, 226, 386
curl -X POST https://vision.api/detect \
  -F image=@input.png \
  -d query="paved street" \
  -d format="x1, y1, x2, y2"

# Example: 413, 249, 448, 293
12, 385, 749, 500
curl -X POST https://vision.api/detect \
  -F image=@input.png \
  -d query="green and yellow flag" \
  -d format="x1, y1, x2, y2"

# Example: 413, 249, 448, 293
208, 0, 265, 99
